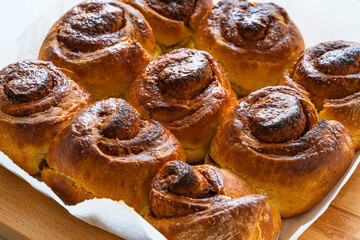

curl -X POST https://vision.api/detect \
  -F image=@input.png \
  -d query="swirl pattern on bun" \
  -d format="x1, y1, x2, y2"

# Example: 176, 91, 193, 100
145, 160, 281, 240
0, 60, 93, 175
195, 0, 304, 96
41, 98, 185, 214
208, 86, 354, 217
122, 0, 212, 52
128, 48, 237, 162
39, 0, 155, 99
281, 40, 360, 148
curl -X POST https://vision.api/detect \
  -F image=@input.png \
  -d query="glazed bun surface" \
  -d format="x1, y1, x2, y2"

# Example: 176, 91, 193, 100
195, 0, 304, 96
39, 0, 155, 99
208, 86, 354, 217
128, 48, 236, 162
0, 60, 93, 175
122, 0, 213, 51
281, 40, 360, 148
145, 160, 281, 240
41, 98, 185, 214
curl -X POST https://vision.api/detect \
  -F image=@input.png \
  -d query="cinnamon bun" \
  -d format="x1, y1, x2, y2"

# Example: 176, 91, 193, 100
281, 40, 360, 149
41, 98, 185, 214
194, 0, 304, 96
128, 48, 237, 162
122, 0, 212, 52
208, 86, 354, 218
0, 60, 93, 175
39, 0, 155, 99
145, 160, 281, 240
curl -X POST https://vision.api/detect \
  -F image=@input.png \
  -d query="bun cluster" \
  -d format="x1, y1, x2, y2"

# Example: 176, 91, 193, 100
0, 0, 357, 239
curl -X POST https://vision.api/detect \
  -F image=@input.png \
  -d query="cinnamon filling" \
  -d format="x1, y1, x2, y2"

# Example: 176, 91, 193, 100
57, 1, 126, 52
165, 162, 212, 198
146, 0, 196, 22
100, 105, 140, 140
2, 64, 55, 103
220, 1, 287, 46
250, 93, 306, 143
158, 51, 213, 99
93, 100, 157, 157
150, 161, 225, 218
316, 47, 360, 75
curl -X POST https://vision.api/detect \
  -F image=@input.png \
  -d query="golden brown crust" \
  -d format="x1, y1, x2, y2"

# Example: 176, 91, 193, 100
280, 40, 360, 148
128, 48, 237, 162
122, 0, 212, 49
40, 162, 94, 205
0, 60, 93, 175
39, 0, 155, 99
41, 98, 186, 214
209, 86, 354, 218
145, 160, 281, 240
194, 0, 304, 96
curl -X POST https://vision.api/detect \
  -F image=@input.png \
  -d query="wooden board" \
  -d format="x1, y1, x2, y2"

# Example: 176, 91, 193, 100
0, 165, 122, 240
0, 164, 359, 240
300, 165, 360, 240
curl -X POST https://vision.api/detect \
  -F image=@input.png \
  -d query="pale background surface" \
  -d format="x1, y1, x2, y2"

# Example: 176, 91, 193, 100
0, 0, 57, 43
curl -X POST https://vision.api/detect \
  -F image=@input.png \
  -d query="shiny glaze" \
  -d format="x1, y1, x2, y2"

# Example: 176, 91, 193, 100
57, 1, 126, 52
122, 0, 212, 47
220, 1, 288, 47
136, 49, 223, 123
316, 47, 360, 75
206, 0, 294, 52
150, 161, 227, 218
0, 60, 91, 119
194, 0, 304, 96
3, 64, 54, 103
128, 48, 236, 161
209, 85, 355, 217
39, 0, 155, 99
146, 161, 281, 240
56, 0, 153, 54
146, 0, 196, 22
230, 86, 344, 163
250, 92, 306, 143
290, 41, 360, 107
100, 103, 141, 140
233, 86, 331, 158
70, 99, 174, 159
0, 61, 59, 105
281, 40, 360, 148
157, 51, 213, 100
0, 60, 93, 175
129, 48, 233, 123
43, 98, 185, 212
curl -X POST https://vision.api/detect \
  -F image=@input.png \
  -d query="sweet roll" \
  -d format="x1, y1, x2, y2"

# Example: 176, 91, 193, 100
128, 48, 237, 162
281, 40, 360, 148
145, 160, 281, 240
208, 86, 354, 217
41, 98, 185, 214
0, 60, 93, 175
39, 0, 155, 99
122, 0, 212, 52
195, 0, 304, 96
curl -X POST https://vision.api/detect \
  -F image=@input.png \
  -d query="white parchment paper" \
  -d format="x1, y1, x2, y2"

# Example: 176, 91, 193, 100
0, 0, 359, 239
